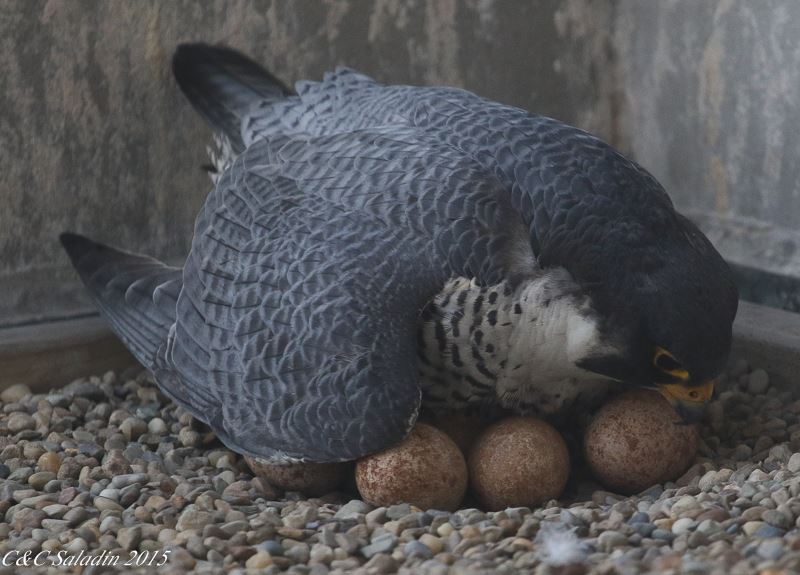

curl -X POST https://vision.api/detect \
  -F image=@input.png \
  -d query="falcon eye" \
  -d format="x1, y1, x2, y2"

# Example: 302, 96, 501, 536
653, 347, 689, 380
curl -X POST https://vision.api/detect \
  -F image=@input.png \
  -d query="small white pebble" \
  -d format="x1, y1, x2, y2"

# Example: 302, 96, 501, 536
436, 522, 454, 537
148, 417, 168, 434
671, 517, 696, 535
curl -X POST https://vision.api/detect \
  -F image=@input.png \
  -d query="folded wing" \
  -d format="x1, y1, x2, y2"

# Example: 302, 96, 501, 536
159, 127, 533, 462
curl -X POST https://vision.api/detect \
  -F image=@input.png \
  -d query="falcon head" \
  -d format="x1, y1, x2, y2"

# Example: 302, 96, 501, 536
564, 212, 739, 422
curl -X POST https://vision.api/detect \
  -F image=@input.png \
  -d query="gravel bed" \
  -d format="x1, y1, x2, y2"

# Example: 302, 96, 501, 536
2, 360, 800, 574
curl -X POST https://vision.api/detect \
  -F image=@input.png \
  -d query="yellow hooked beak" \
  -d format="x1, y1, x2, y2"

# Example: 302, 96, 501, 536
657, 380, 715, 423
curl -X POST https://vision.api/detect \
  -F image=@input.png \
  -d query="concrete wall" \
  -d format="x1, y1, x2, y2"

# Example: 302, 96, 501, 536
614, 1, 800, 278
3, 0, 800, 327
0, 0, 614, 327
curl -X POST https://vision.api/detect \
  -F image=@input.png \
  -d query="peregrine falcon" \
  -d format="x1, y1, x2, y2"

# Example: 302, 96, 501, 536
61, 44, 738, 463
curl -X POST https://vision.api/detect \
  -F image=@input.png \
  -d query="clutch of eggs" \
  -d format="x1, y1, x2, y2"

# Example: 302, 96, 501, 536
354, 416, 570, 511
248, 388, 699, 509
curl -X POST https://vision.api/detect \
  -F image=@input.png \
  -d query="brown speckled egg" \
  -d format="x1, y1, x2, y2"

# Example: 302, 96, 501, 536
355, 423, 467, 511
245, 457, 350, 497
583, 389, 699, 494
468, 416, 570, 511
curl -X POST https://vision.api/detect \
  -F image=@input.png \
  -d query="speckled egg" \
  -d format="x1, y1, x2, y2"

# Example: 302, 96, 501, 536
468, 416, 570, 511
245, 457, 350, 497
355, 423, 468, 511
583, 389, 699, 494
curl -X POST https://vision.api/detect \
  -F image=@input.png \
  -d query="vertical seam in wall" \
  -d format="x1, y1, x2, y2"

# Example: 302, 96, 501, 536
606, 0, 629, 154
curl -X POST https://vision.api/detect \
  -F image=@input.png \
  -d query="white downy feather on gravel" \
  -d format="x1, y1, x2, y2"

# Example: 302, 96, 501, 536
535, 523, 588, 566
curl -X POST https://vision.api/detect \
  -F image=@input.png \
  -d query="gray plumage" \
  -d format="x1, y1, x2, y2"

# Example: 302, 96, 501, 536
61, 43, 737, 463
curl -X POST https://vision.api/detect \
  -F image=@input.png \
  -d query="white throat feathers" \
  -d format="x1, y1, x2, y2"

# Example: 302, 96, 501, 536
418, 268, 615, 414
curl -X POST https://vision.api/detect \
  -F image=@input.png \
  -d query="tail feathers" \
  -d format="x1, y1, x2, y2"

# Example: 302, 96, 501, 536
172, 42, 293, 152
60, 233, 182, 369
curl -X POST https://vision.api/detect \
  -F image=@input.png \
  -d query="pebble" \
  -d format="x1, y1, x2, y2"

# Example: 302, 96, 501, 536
361, 554, 395, 573
757, 539, 785, 560
1, 383, 31, 403
671, 517, 696, 535
309, 543, 334, 564
695, 519, 721, 536
3, 362, 800, 574
118, 526, 142, 551
404, 540, 434, 558
119, 417, 147, 441
386, 503, 412, 520
246, 551, 273, 569
365, 506, 388, 526
147, 417, 168, 434
419, 533, 444, 554
755, 524, 786, 538
283, 505, 317, 529
28, 471, 56, 489
12, 508, 46, 531
8, 412, 36, 432
652, 528, 675, 541
762, 509, 792, 529
176, 505, 215, 531
259, 540, 284, 556
670, 495, 699, 516
111, 472, 148, 488
437, 522, 454, 537
37, 452, 61, 473
335, 499, 372, 520
598, 530, 628, 551
178, 427, 201, 448
93, 496, 123, 513
42, 504, 68, 517
362, 533, 398, 558
285, 543, 311, 563
742, 521, 764, 536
